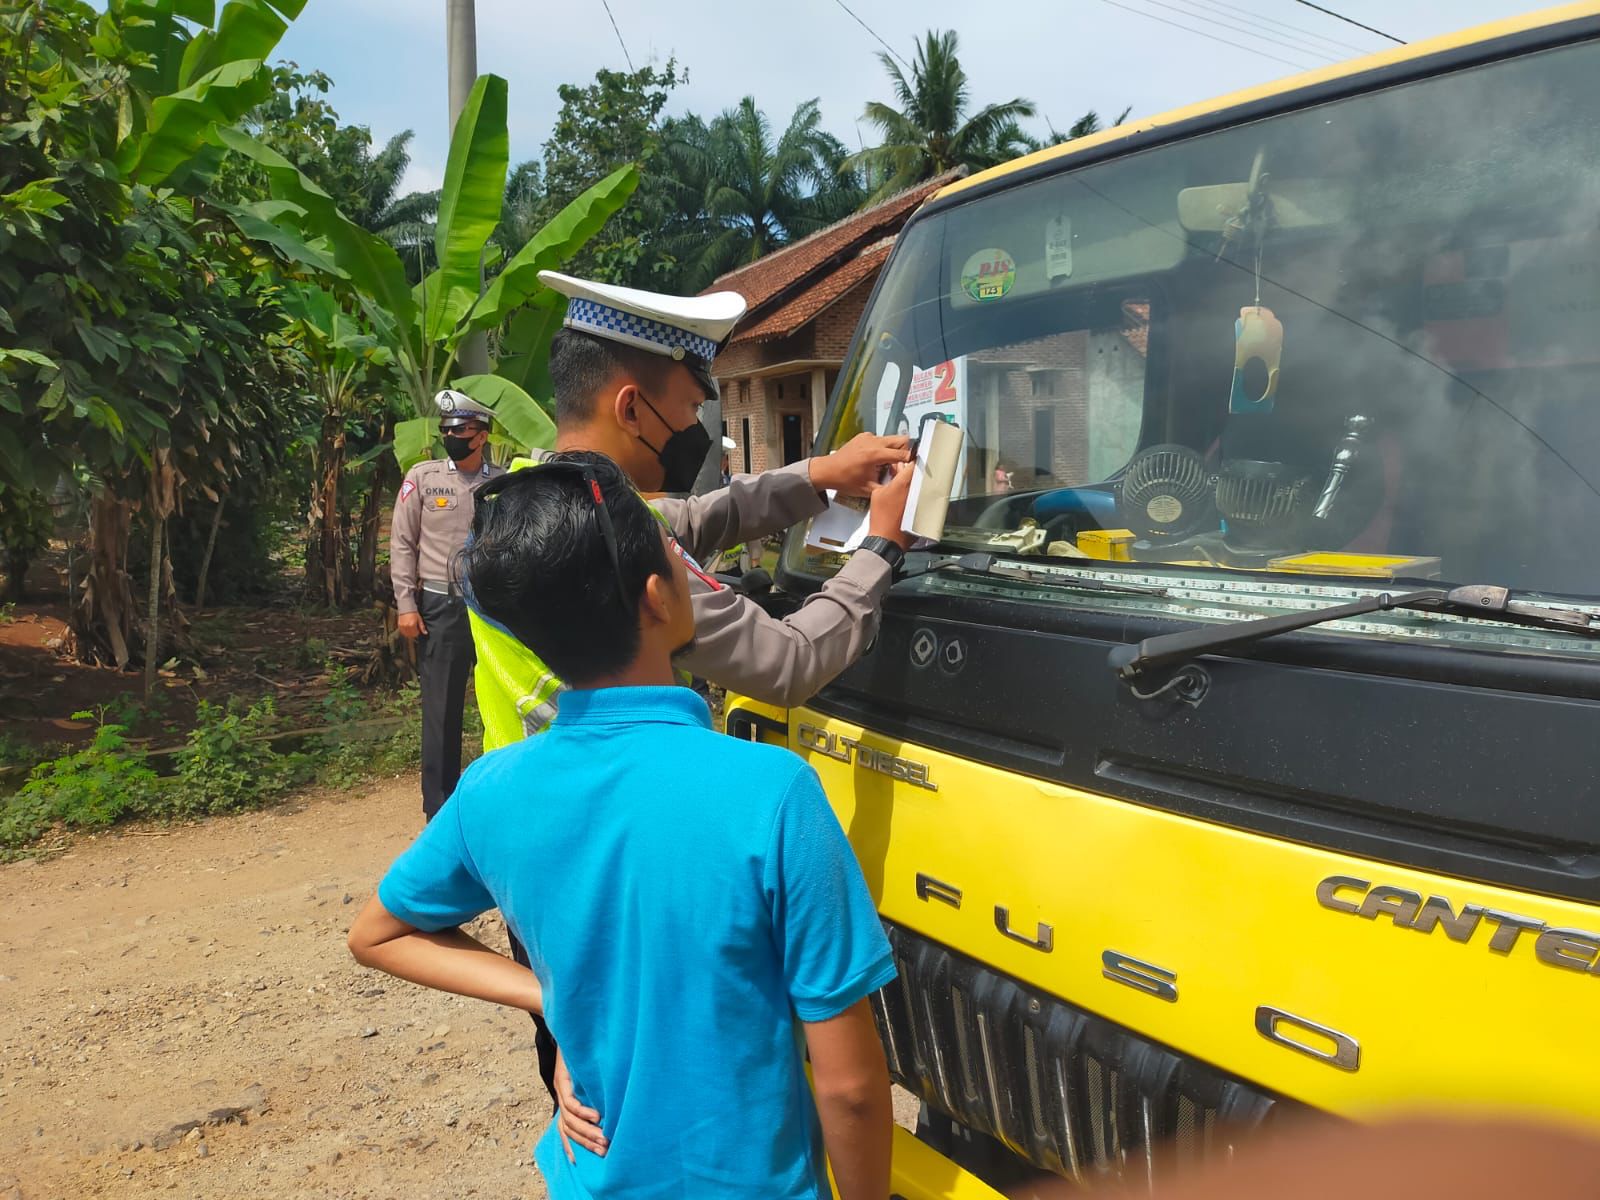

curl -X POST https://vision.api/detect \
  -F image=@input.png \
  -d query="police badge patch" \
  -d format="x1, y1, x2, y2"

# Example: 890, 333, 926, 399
399, 480, 417, 502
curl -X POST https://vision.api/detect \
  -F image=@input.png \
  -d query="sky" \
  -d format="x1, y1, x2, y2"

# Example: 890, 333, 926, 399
272, 0, 1565, 196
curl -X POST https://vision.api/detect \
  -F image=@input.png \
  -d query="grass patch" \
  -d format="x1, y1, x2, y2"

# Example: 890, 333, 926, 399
0, 678, 456, 859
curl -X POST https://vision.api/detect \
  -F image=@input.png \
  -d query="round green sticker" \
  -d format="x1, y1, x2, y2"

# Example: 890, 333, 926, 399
960, 247, 1016, 302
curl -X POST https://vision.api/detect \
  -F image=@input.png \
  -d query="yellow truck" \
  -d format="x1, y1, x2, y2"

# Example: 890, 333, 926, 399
728, 4, 1600, 1193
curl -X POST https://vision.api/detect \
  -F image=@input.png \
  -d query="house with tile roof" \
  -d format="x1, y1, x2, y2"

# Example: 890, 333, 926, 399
707, 171, 964, 474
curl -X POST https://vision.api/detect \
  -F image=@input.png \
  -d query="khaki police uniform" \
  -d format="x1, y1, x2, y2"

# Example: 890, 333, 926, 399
391, 455, 505, 817
652, 461, 891, 703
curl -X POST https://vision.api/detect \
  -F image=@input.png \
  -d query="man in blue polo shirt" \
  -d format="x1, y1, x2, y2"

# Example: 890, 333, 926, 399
347, 453, 898, 1199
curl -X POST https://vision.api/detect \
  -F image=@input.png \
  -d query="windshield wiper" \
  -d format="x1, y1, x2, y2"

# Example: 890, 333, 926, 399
1109, 584, 1600, 679
940, 552, 1169, 597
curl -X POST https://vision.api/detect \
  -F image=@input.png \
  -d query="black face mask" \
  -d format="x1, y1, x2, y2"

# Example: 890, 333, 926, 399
636, 394, 712, 493
442, 433, 476, 462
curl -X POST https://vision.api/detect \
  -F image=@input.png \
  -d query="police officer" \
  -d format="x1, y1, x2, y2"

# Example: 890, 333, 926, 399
467, 271, 912, 753
461, 272, 912, 1118
390, 389, 506, 819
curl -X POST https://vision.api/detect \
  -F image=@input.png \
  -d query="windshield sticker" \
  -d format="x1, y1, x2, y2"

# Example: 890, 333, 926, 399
1046, 216, 1073, 280
960, 248, 1016, 302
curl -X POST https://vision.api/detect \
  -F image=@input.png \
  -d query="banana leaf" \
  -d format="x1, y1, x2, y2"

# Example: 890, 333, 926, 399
472, 164, 639, 334
214, 127, 418, 355
450, 374, 555, 456
493, 290, 564, 402
181, 0, 306, 88
118, 58, 273, 186
394, 417, 436, 474
426, 74, 510, 345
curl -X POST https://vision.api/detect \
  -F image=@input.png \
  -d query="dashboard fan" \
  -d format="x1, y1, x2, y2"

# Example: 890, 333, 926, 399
1117, 444, 1216, 541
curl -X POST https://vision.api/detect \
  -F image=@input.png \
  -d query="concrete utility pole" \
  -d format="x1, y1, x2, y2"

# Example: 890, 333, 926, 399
446, 0, 489, 377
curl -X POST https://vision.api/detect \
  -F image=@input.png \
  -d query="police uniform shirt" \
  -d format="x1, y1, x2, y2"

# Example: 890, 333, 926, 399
480, 453, 890, 737
390, 457, 507, 611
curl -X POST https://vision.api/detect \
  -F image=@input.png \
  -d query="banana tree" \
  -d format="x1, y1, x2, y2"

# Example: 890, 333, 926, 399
219, 73, 640, 472
278, 283, 394, 607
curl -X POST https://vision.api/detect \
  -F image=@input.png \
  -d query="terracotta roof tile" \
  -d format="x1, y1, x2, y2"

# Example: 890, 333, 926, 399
705, 170, 963, 314
731, 242, 892, 344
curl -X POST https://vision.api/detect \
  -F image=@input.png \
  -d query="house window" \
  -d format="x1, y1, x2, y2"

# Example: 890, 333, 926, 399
739, 380, 750, 406
741, 417, 752, 473
1033, 408, 1055, 478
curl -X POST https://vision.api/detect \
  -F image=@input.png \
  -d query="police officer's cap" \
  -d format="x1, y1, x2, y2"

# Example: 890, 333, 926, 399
435, 389, 496, 429
538, 270, 747, 399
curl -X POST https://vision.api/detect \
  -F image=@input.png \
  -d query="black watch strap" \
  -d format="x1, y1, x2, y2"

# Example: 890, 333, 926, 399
857, 535, 905, 572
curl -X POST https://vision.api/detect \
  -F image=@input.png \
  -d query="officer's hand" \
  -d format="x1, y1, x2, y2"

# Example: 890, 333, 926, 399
397, 611, 426, 640
867, 461, 915, 550
554, 1048, 608, 1161
811, 433, 911, 497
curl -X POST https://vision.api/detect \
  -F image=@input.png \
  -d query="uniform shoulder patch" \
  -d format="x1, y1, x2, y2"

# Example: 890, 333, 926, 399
399, 479, 417, 502
669, 537, 724, 591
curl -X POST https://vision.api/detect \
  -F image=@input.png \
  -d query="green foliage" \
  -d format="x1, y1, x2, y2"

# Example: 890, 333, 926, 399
225, 69, 635, 471
0, 485, 53, 601
660, 98, 866, 289
850, 30, 1038, 200
532, 62, 697, 290
1, 710, 161, 851
169, 696, 305, 816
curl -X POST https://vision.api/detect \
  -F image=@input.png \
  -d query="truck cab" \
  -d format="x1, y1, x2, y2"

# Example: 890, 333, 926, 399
728, 6, 1600, 1193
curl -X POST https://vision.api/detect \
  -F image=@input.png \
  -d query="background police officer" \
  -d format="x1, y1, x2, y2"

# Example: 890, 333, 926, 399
390, 389, 506, 819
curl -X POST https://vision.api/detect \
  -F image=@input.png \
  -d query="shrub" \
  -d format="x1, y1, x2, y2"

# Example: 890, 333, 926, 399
1, 710, 161, 851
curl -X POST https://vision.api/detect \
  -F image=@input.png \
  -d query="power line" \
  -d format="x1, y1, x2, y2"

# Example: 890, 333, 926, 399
1093, 0, 1317, 71
1291, 0, 1406, 45
1142, 0, 1344, 63
1178, 0, 1373, 56
600, 0, 636, 72
829, 0, 911, 68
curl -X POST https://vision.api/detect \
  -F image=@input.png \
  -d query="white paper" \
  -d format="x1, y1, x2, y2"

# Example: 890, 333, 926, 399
804, 490, 871, 554
901, 436, 933, 536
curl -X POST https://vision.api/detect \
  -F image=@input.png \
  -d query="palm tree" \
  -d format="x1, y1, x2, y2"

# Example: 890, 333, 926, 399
664, 98, 866, 289
324, 129, 439, 277
1039, 105, 1134, 147
493, 159, 545, 259
850, 30, 1036, 201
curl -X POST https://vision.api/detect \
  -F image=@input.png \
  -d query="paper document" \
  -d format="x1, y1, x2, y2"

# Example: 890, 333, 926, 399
804, 491, 872, 554
804, 417, 966, 552
903, 418, 964, 542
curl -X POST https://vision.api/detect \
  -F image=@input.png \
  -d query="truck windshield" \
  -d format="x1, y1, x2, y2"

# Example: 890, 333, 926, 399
787, 37, 1600, 656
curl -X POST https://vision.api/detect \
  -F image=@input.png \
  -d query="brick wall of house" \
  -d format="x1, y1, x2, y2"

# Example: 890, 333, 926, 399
812, 279, 874, 362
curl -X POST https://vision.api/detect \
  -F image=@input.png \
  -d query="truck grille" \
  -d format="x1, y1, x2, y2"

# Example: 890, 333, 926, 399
872, 922, 1298, 1184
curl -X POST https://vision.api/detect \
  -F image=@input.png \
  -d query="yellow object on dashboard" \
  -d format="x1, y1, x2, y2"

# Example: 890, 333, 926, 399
1265, 552, 1443, 579
1075, 528, 1136, 561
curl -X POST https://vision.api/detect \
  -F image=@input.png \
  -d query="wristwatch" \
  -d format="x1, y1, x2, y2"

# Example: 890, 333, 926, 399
856, 535, 905, 573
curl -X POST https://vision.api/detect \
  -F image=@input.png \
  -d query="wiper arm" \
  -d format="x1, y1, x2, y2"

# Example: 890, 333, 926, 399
1109, 584, 1600, 679
944, 552, 1169, 597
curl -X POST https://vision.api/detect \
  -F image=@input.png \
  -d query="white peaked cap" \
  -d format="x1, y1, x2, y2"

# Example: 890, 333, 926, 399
538, 270, 747, 362
721, 436, 736, 451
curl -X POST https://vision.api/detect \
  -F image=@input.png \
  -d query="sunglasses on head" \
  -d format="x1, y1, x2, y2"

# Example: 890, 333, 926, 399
480, 461, 629, 608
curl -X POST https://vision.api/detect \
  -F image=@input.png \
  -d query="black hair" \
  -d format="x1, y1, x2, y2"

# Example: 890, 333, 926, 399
549, 327, 716, 426
461, 451, 672, 685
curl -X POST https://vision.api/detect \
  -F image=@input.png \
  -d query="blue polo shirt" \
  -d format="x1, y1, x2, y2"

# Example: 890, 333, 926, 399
377, 686, 896, 1199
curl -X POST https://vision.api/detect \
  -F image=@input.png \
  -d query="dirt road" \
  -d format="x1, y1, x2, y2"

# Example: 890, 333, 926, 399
1, 777, 920, 1200
0, 779, 558, 1200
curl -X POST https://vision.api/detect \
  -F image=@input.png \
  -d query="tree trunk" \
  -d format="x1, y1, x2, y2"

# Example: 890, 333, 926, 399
194, 496, 225, 609
354, 412, 396, 602
307, 410, 348, 607
67, 494, 134, 668
143, 514, 163, 696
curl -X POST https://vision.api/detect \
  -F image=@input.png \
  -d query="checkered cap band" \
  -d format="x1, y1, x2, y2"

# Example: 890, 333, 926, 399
564, 297, 719, 363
